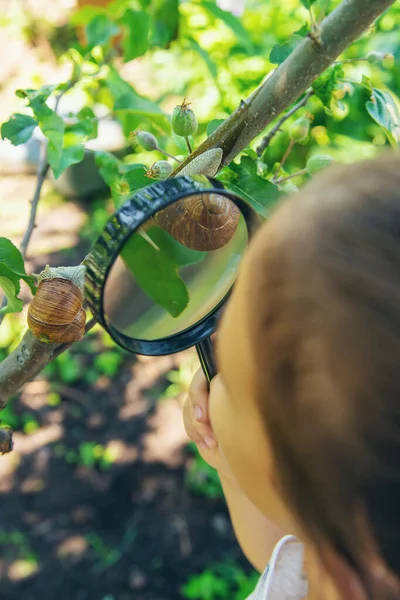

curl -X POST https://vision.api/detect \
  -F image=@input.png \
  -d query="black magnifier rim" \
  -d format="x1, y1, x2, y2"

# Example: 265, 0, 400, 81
84, 175, 260, 356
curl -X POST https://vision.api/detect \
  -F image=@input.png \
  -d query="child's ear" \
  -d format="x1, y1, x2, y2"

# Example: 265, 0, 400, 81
322, 550, 368, 600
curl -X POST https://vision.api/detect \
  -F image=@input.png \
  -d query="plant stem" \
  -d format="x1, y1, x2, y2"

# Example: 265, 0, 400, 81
318, 0, 331, 21
275, 168, 309, 185
256, 91, 314, 156
272, 139, 296, 181
155, 146, 182, 164
336, 57, 370, 63
309, 6, 317, 30
185, 137, 192, 154
20, 145, 50, 259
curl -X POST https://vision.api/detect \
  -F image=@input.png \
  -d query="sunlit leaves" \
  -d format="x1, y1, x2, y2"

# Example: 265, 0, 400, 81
105, 68, 169, 135
202, 1, 253, 54
312, 64, 344, 107
366, 88, 400, 147
150, 0, 179, 48
85, 14, 119, 49
0, 238, 36, 315
300, 0, 318, 8
1, 114, 38, 146
120, 9, 151, 61
270, 35, 303, 64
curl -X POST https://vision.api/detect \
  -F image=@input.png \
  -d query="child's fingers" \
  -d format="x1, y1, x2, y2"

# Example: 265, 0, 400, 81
182, 393, 218, 450
187, 368, 210, 424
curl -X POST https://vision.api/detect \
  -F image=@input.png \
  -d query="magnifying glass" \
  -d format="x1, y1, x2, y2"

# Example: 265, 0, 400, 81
84, 175, 260, 383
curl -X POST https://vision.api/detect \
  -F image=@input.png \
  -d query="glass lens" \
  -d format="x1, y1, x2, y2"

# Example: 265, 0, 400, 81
103, 193, 248, 340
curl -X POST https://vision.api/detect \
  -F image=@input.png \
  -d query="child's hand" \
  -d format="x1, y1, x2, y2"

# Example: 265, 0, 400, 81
182, 368, 235, 482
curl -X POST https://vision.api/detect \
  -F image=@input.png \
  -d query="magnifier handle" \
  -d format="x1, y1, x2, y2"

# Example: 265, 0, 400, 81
196, 337, 217, 386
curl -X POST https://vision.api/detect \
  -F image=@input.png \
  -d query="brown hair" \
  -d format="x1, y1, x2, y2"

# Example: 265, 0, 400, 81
249, 153, 400, 596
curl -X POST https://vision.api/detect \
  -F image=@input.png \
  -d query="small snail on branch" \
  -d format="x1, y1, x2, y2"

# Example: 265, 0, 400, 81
27, 265, 86, 344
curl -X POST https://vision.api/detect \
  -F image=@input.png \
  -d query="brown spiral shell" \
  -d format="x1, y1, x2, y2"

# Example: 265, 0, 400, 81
27, 278, 86, 343
154, 193, 241, 251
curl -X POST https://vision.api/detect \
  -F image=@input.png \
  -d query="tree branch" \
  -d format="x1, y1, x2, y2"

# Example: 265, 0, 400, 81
172, 0, 395, 175
0, 0, 395, 409
20, 145, 50, 258
0, 317, 96, 409
256, 91, 314, 156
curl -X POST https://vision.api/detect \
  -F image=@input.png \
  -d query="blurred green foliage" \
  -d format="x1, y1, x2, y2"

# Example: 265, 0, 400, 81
182, 559, 259, 600
185, 443, 223, 499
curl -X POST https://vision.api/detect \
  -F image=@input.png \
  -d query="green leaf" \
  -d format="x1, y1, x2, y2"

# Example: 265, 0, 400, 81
300, 0, 318, 7
1, 114, 38, 146
147, 228, 206, 268
95, 151, 123, 186
312, 64, 344, 108
85, 14, 119, 49
226, 173, 282, 219
0, 238, 35, 292
120, 9, 150, 61
187, 37, 218, 81
206, 119, 225, 136
70, 5, 107, 26
124, 164, 150, 192
40, 112, 65, 174
17, 86, 58, 120
0, 237, 35, 314
52, 144, 85, 179
202, 1, 254, 54
0, 277, 23, 314
105, 68, 169, 134
366, 88, 400, 148
270, 34, 303, 64
112, 164, 150, 207
65, 107, 98, 143
120, 233, 189, 318
150, 0, 179, 48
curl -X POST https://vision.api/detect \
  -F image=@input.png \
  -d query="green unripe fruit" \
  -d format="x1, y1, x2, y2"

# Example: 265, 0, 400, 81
279, 182, 299, 194
136, 131, 158, 151
306, 154, 334, 175
171, 99, 198, 137
289, 116, 310, 143
146, 160, 173, 180
367, 51, 385, 64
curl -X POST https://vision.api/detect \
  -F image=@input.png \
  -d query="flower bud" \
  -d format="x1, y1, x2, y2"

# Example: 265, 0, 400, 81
136, 131, 158, 151
171, 99, 198, 137
289, 116, 310, 143
146, 160, 173, 180
306, 154, 334, 175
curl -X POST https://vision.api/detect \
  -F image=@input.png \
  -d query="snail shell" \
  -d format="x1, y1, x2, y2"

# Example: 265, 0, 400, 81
27, 277, 86, 343
155, 193, 240, 251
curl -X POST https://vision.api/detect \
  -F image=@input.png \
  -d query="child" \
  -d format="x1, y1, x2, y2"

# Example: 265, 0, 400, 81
182, 152, 400, 600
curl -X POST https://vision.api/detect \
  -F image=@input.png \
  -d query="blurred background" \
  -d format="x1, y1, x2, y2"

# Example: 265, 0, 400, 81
0, 1, 399, 599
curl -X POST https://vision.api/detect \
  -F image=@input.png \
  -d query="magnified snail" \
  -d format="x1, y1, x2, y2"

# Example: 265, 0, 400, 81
27, 265, 86, 344
154, 193, 241, 251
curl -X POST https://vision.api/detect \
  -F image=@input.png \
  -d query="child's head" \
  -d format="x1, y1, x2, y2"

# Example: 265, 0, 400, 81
214, 152, 400, 597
